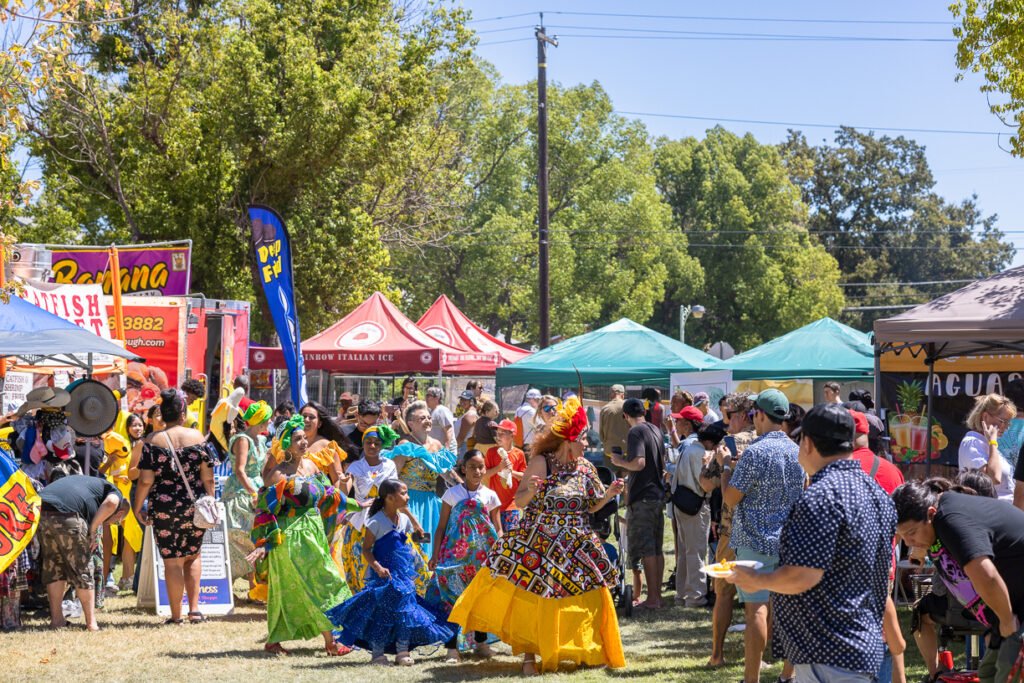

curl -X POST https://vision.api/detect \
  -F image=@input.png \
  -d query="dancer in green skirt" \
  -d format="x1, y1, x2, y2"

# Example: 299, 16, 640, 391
247, 415, 358, 655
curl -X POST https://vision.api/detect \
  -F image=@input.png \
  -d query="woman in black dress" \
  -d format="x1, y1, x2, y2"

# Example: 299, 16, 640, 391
134, 389, 215, 624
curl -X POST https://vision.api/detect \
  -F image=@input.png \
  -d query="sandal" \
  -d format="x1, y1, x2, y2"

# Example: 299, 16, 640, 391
325, 641, 352, 656
163, 618, 183, 625
370, 655, 391, 666
396, 653, 415, 666
187, 611, 206, 623
264, 643, 290, 655
522, 660, 540, 676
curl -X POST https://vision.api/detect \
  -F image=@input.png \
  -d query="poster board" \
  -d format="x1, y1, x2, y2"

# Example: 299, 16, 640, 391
137, 504, 234, 616
669, 370, 735, 410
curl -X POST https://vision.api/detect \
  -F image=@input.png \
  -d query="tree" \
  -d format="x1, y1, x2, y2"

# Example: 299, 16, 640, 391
951, 0, 1024, 155
20, 0, 476, 337
394, 77, 703, 344
780, 127, 1014, 329
654, 127, 845, 350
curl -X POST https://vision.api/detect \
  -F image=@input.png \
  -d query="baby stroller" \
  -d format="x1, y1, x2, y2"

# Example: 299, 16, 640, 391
589, 465, 632, 617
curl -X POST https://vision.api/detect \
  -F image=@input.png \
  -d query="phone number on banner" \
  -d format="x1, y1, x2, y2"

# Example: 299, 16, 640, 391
107, 315, 167, 331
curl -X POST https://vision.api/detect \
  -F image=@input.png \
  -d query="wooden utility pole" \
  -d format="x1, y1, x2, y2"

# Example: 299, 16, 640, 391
536, 16, 557, 348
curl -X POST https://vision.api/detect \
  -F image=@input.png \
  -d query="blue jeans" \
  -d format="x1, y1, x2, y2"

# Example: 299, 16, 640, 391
876, 650, 892, 683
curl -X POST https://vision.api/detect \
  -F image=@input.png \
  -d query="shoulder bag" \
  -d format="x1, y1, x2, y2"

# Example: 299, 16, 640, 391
163, 433, 221, 529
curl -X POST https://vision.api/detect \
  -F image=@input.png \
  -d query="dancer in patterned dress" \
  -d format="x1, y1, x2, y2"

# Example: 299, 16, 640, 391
426, 449, 503, 662
341, 424, 399, 591
449, 397, 626, 674
246, 415, 358, 656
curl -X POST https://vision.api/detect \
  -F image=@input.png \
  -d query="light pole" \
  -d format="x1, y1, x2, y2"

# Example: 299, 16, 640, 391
679, 304, 705, 344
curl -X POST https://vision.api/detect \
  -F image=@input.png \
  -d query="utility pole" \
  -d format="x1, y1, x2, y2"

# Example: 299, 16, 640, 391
536, 15, 557, 348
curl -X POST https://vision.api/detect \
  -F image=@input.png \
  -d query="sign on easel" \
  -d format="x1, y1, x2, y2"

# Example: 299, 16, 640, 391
137, 505, 234, 616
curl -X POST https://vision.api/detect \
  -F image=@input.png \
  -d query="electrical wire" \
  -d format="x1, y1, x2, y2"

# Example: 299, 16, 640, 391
614, 110, 1003, 137
467, 10, 955, 27
544, 24, 956, 43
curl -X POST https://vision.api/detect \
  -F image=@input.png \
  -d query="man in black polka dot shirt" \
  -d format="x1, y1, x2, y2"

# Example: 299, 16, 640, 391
728, 404, 897, 683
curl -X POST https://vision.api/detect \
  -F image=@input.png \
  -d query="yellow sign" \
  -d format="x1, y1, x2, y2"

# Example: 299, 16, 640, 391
881, 349, 1024, 373
0, 467, 41, 573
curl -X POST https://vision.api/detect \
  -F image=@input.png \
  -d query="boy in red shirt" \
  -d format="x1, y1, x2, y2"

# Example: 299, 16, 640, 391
484, 419, 527, 530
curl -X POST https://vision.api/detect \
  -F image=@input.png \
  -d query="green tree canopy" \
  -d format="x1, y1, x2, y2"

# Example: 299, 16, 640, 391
21, 0, 475, 338
952, 0, 1024, 155
395, 77, 703, 344
780, 127, 1014, 329
654, 127, 845, 350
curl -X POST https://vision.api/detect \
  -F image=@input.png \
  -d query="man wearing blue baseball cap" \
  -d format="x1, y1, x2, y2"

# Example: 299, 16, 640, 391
724, 389, 805, 683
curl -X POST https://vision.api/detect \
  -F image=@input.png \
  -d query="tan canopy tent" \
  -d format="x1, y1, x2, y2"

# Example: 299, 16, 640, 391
874, 265, 1024, 469
874, 265, 1024, 359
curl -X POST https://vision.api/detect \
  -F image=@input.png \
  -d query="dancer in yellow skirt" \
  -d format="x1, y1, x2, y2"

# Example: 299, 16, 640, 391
449, 396, 626, 674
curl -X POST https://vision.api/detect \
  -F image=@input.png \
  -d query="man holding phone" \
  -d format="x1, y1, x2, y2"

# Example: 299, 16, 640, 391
700, 393, 757, 667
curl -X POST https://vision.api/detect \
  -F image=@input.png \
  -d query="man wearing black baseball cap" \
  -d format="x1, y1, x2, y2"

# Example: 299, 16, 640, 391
728, 404, 897, 683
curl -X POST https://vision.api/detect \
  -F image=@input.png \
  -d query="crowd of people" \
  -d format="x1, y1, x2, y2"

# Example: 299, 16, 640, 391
6, 373, 1024, 682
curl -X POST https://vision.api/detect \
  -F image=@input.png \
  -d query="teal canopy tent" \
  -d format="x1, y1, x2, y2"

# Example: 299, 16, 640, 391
496, 318, 717, 388
714, 317, 873, 381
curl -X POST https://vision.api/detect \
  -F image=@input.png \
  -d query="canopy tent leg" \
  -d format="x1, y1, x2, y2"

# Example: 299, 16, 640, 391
924, 343, 935, 478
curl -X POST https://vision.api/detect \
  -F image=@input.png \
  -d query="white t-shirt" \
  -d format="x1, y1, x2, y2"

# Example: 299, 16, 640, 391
429, 405, 457, 451
365, 510, 413, 540
515, 404, 538, 445
441, 483, 502, 513
959, 430, 1015, 501
346, 458, 399, 530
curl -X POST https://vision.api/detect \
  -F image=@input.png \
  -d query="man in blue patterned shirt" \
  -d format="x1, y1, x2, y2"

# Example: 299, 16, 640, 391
729, 404, 897, 683
724, 389, 804, 683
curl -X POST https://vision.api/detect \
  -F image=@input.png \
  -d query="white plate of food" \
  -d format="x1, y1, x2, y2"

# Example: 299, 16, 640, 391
700, 560, 764, 578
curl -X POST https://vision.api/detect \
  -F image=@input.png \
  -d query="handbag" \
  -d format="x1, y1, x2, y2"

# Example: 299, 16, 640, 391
163, 433, 221, 529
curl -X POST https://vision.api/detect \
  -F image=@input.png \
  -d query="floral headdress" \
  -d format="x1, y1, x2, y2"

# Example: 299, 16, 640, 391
551, 396, 588, 443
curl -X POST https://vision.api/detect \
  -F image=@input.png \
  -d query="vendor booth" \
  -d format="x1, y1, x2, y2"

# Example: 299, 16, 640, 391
496, 318, 716, 391
669, 317, 874, 409
249, 292, 501, 410
875, 265, 1024, 471
417, 294, 529, 366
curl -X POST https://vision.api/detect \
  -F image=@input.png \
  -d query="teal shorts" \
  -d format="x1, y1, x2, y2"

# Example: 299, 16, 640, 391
735, 546, 779, 604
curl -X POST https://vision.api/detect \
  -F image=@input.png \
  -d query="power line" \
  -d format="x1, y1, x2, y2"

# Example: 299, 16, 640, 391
614, 110, 1004, 137
478, 37, 535, 46
552, 31, 956, 44
839, 279, 975, 288
545, 25, 956, 43
468, 10, 955, 27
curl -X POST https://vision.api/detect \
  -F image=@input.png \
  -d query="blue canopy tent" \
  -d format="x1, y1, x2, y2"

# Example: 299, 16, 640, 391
0, 294, 142, 371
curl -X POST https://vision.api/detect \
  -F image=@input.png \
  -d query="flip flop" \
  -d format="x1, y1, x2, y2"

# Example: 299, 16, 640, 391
187, 611, 207, 623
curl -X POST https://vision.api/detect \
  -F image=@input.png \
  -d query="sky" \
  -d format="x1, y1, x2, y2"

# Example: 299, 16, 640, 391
458, 0, 1024, 267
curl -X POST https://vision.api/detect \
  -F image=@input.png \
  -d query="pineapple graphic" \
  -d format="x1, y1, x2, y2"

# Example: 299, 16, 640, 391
895, 380, 924, 416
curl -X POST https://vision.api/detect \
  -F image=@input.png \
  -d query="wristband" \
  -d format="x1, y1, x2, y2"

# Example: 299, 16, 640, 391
989, 440, 1000, 447
722, 465, 733, 475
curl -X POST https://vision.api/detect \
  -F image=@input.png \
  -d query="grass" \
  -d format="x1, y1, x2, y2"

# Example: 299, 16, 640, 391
0, 584, 935, 682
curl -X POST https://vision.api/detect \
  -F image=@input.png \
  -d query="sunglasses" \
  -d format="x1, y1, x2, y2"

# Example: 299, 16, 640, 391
542, 405, 557, 413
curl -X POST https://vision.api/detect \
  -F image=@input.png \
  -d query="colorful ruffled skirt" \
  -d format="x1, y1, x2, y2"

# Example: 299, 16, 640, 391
265, 508, 351, 643
328, 530, 451, 651
449, 568, 624, 671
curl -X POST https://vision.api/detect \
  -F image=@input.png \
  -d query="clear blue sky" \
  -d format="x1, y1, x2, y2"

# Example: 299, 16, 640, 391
460, 0, 1024, 267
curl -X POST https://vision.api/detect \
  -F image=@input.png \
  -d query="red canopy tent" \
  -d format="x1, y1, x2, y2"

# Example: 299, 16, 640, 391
417, 295, 529, 366
248, 292, 499, 375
